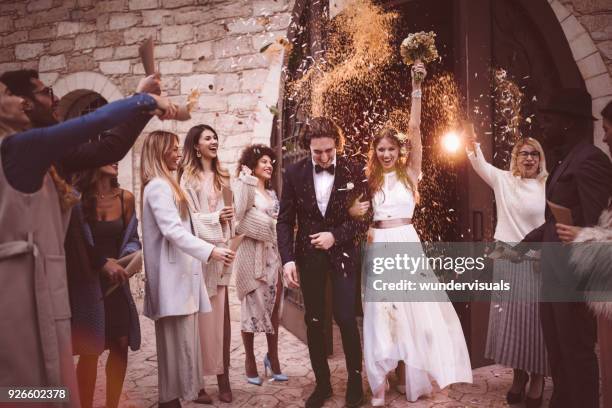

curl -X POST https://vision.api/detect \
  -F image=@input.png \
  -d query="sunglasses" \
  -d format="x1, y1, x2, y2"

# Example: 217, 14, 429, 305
33, 86, 54, 99
518, 151, 540, 158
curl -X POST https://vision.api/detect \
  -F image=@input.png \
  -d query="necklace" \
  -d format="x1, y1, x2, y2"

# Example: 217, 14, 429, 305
96, 190, 120, 199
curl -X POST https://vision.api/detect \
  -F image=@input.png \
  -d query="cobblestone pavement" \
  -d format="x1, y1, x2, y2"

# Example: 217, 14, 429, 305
90, 286, 552, 407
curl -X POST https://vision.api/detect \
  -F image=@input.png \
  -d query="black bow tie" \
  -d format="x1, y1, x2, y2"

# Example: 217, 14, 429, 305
315, 164, 335, 175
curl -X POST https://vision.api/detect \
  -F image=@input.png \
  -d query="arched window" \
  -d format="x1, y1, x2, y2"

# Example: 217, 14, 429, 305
60, 90, 108, 120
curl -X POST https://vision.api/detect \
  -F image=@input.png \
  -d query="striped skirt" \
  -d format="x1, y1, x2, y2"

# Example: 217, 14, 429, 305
485, 259, 550, 376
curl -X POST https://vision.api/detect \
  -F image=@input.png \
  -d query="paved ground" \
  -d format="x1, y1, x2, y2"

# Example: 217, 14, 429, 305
90, 286, 553, 407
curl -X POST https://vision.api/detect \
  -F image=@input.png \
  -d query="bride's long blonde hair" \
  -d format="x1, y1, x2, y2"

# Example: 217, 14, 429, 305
140, 130, 189, 219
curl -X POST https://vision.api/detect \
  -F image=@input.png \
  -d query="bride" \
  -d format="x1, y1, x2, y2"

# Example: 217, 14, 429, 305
350, 62, 473, 405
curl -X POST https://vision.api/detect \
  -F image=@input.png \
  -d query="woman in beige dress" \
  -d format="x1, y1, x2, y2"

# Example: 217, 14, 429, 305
178, 124, 234, 403
233, 144, 287, 384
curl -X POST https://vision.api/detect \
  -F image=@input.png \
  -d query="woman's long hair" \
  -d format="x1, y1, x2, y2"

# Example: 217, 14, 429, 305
509, 137, 548, 182
140, 130, 189, 219
178, 124, 229, 191
366, 127, 418, 201
74, 168, 119, 222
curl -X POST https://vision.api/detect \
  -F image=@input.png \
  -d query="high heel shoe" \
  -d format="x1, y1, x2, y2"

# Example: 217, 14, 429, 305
263, 354, 288, 381
506, 371, 529, 404
246, 376, 263, 386
525, 377, 545, 408
371, 379, 389, 406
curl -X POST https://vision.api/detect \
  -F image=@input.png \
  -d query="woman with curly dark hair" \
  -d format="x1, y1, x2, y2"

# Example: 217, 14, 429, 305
233, 144, 287, 384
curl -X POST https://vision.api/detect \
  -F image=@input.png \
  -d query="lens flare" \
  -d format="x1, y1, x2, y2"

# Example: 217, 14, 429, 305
442, 131, 461, 153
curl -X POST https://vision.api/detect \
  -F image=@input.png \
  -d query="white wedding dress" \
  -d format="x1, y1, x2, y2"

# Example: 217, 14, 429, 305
363, 171, 473, 402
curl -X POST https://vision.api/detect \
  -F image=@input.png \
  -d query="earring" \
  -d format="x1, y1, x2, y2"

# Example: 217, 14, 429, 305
196, 150, 201, 158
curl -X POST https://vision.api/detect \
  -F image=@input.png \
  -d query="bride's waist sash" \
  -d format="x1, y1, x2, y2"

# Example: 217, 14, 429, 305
372, 218, 412, 229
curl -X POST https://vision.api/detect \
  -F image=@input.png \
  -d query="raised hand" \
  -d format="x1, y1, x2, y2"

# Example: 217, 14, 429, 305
136, 73, 162, 95
149, 94, 178, 120
462, 121, 477, 152
411, 61, 427, 89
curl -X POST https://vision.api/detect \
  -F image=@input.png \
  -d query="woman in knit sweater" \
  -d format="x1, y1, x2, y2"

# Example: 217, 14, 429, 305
178, 124, 234, 404
466, 132, 549, 407
233, 144, 287, 384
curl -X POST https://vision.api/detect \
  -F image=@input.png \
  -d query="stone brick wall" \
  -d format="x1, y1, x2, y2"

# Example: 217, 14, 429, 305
0, 0, 295, 195
551, 0, 612, 152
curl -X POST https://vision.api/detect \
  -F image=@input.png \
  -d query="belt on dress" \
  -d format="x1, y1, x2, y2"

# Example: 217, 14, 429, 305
373, 218, 412, 229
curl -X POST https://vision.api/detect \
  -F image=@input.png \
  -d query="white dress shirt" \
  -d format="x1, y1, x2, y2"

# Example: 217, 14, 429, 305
312, 155, 336, 217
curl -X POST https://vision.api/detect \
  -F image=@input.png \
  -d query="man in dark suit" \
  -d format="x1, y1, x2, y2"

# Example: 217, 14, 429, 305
517, 88, 612, 408
277, 117, 368, 408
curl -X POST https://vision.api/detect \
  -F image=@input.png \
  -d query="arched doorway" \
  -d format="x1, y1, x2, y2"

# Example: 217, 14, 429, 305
277, 0, 591, 367
53, 72, 132, 193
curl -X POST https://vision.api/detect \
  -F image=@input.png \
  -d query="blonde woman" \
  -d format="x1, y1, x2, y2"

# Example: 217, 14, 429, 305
140, 130, 234, 408
465, 134, 549, 407
178, 124, 233, 404
233, 144, 286, 385
352, 63, 472, 405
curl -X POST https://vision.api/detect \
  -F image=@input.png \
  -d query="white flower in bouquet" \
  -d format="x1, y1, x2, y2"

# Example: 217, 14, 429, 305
400, 31, 439, 81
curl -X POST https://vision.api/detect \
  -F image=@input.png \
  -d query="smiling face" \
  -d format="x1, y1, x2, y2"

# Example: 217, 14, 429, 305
99, 162, 119, 178
195, 129, 218, 159
375, 136, 400, 171
0, 81, 30, 130
515, 142, 541, 179
310, 137, 336, 168
254, 154, 274, 181
164, 140, 182, 171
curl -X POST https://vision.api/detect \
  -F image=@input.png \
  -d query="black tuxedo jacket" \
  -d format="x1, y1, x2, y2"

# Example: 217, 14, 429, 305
522, 142, 612, 290
276, 156, 369, 275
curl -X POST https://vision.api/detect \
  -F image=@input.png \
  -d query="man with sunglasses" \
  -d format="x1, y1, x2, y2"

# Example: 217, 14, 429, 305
0, 69, 163, 408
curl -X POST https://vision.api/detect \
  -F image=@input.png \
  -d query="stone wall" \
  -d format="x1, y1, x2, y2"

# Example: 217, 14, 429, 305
0, 0, 295, 193
0, 0, 610, 178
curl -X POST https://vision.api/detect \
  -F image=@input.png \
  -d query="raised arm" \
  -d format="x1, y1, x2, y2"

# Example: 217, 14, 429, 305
59, 75, 162, 175
146, 179, 215, 264
406, 63, 425, 187
1, 93, 162, 193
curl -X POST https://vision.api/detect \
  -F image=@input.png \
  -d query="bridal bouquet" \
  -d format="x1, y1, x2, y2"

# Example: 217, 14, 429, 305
400, 31, 439, 81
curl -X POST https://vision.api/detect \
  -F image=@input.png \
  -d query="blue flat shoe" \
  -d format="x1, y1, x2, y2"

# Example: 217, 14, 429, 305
263, 354, 288, 382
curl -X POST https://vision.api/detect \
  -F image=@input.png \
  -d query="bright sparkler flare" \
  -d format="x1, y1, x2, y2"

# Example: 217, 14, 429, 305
442, 131, 461, 153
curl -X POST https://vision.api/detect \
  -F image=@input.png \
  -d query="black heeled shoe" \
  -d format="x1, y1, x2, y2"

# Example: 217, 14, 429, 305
506, 371, 529, 404
525, 377, 545, 408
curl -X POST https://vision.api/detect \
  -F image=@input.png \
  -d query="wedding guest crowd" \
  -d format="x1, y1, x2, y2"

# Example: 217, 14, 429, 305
1, 61, 612, 408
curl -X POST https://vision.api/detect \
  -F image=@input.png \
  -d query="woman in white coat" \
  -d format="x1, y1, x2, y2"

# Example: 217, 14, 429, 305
140, 130, 235, 408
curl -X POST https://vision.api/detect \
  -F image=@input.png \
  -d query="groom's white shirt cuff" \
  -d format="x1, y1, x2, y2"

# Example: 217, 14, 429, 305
283, 261, 296, 268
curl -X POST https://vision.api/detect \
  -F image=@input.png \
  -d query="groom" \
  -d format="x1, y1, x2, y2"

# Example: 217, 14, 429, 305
277, 117, 368, 408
